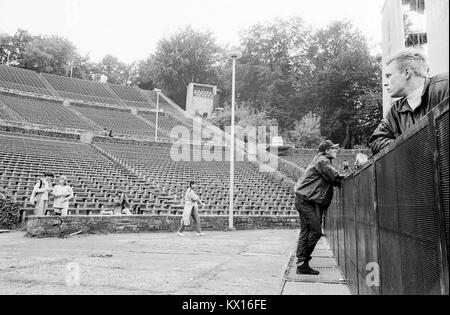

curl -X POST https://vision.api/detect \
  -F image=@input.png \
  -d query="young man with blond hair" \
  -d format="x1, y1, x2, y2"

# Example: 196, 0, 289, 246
369, 49, 449, 154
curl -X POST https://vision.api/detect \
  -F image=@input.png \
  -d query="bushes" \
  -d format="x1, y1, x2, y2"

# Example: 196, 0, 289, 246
0, 196, 21, 229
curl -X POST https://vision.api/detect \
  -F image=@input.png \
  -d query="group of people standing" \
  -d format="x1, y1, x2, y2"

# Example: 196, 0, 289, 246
29, 172, 73, 216
29, 173, 134, 216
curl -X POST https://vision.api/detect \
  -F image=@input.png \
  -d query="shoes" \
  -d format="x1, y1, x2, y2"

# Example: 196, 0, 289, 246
296, 263, 320, 275
196, 232, 206, 236
177, 232, 185, 237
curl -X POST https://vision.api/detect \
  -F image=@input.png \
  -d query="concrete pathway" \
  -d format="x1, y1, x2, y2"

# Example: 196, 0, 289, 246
280, 237, 352, 295
0, 230, 351, 295
0, 229, 296, 295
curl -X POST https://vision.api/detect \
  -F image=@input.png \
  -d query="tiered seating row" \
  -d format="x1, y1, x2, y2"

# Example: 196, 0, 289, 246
0, 106, 14, 121
108, 84, 151, 108
138, 112, 193, 135
0, 135, 164, 214
96, 141, 297, 215
71, 105, 166, 139
0, 94, 95, 131
0, 65, 54, 96
41, 73, 124, 106
0, 66, 199, 132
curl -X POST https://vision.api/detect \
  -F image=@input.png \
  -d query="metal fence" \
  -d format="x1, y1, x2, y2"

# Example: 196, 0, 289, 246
326, 99, 449, 295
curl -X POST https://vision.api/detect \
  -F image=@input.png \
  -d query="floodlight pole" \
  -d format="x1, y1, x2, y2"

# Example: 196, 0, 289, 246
227, 50, 242, 230
154, 88, 161, 142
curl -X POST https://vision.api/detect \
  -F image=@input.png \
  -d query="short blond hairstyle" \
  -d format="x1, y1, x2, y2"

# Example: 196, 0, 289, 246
386, 48, 429, 77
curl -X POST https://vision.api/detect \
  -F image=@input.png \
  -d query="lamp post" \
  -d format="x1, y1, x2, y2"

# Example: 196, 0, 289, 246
226, 50, 242, 230
154, 88, 161, 142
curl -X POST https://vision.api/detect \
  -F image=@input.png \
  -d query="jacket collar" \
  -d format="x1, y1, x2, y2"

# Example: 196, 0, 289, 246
317, 152, 333, 162
398, 77, 430, 113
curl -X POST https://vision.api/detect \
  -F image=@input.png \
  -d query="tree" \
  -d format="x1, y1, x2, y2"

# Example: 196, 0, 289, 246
69, 54, 95, 80
289, 112, 323, 148
218, 17, 316, 131
211, 104, 276, 133
98, 55, 129, 85
240, 16, 312, 75
134, 57, 156, 90
20, 36, 77, 76
143, 26, 222, 108
0, 29, 33, 66
307, 21, 382, 148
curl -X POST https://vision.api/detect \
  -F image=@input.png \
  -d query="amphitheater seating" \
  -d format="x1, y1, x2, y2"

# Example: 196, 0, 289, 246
71, 105, 166, 139
0, 65, 54, 96
42, 73, 124, 106
0, 133, 165, 215
0, 66, 299, 217
141, 90, 183, 116
0, 94, 95, 130
108, 84, 152, 108
0, 66, 191, 129
95, 141, 297, 215
0, 105, 14, 121
138, 112, 194, 135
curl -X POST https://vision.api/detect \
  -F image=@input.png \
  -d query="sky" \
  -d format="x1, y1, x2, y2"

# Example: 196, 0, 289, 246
0, 0, 385, 64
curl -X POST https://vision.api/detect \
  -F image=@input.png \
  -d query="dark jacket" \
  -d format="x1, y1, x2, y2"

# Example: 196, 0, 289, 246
294, 153, 342, 208
369, 73, 449, 154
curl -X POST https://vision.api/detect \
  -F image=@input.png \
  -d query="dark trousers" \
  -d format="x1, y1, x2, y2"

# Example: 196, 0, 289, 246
295, 195, 324, 266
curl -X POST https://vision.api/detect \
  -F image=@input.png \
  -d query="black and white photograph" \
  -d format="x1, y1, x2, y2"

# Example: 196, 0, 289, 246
0, 0, 448, 300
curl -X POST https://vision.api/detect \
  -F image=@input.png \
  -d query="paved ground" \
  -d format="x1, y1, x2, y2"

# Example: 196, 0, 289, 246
280, 238, 351, 295
0, 229, 298, 295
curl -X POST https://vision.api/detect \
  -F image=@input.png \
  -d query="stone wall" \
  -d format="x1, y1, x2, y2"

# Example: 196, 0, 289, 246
26, 215, 299, 238
0, 125, 80, 140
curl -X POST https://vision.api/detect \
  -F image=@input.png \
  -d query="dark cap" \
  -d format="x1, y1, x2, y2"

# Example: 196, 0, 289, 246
43, 171, 54, 177
318, 140, 339, 153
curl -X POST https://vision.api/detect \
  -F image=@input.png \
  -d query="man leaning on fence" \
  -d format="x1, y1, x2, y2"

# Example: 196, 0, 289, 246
294, 140, 344, 275
369, 48, 449, 155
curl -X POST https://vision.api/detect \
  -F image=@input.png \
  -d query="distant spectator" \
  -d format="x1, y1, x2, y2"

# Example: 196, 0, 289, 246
369, 49, 449, 154
112, 192, 133, 215
354, 153, 369, 170
51, 175, 74, 216
342, 160, 349, 172
177, 181, 205, 237
29, 172, 54, 216
103, 128, 108, 136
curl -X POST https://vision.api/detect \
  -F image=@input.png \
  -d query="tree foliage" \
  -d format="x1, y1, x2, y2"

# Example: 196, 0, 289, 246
306, 21, 382, 148
140, 26, 222, 107
95, 55, 129, 84
240, 17, 312, 75
20, 36, 77, 76
0, 29, 33, 66
289, 112, 323, 148
0, 191, 20, 229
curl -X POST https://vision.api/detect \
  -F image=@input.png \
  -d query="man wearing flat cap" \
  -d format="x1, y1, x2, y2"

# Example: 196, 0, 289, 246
29, 171, 54, 216
294, 140, 344, 275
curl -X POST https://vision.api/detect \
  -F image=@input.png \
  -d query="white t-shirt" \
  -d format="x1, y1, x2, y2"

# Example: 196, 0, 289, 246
52, 185, 74, 209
